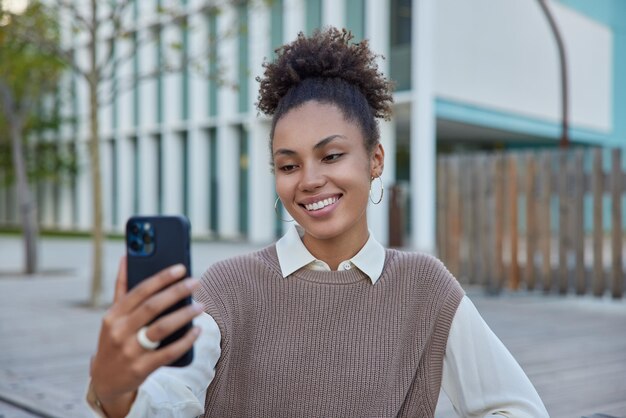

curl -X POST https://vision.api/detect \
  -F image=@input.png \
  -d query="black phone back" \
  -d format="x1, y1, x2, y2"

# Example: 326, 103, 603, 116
126, 215, 193, 367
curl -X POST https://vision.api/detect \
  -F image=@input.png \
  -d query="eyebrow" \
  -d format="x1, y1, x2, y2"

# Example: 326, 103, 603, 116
273, 134, 347, 157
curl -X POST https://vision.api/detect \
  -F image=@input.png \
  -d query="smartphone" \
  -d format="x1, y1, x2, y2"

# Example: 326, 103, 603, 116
125, 215, 194, 367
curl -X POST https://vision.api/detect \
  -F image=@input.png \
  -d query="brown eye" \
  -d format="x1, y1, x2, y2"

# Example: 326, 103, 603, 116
279, 164, 297, 172
323, 153, 344, 162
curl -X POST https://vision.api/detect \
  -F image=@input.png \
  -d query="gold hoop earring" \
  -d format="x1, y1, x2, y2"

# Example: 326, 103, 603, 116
274, 197, 294, 222
369, 176, 384, 205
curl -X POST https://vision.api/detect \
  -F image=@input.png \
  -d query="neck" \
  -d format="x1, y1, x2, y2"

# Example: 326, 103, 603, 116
302, 224, 369, 271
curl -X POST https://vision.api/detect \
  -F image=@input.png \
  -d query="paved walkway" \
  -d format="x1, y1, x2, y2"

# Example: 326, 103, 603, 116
0, 235, 625, 418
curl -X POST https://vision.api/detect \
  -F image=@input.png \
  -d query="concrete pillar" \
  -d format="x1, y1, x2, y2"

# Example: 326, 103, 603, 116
248, 122, 274, 243
323, 0, 345, 28
39, 178, 54, 229
58, 69, 76, 222
411, 0, 437, 253
217, 125, 239, 238
365, 0, 393, 246
139, 21, 156, 130
77, 139, 92, 230
247, 3, 275, 243
56, 138, 75, 229
138, 134, 158, 216
217, 4, 238, 118
284, 0, 306, 40
162, 23, 182, 125
214, 5, 240, 239
189, 11, 208, 121
117, 33, 133, 133
117, 135, 135, 224
188, 128, 209, 235
161, 131, 183, 215
101, 139, 113, 230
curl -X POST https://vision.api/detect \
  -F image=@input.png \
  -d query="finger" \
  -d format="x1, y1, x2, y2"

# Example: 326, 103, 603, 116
116, 264, 188, 316
125, 277, 200, 332
113, 256, 128, 304
142, 303, 204, 343
141, 326, 201, 372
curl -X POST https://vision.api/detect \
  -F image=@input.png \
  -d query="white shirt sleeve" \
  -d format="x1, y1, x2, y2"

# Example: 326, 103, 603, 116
122, 313, 221, 418
123, 312, 221, 418
442, 296, 549, 418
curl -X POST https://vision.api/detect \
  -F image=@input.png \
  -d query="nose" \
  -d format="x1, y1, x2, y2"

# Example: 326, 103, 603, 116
298, 165, 326, 192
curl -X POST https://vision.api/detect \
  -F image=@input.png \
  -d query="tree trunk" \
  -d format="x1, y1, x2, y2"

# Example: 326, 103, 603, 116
88, 76, 104, 307
88, 0, 104, 307
1, 80, 39, 275
10, 113, 39, 274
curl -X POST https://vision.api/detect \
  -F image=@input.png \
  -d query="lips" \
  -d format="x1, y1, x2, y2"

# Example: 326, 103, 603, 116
299, 194, 342, 212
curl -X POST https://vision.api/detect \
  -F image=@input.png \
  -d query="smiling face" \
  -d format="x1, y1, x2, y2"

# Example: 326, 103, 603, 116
273, 100, 384, 254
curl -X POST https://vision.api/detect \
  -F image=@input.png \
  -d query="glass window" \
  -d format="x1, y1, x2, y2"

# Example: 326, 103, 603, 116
238, 4, 249, 113
7, 184, 16, 224
70, 141, 78, 225
110, 139, 118, 226
208, 12, 218, 117
112, 41, 119, 130
181, 19, 190, 120
131, 136, 139, 215
133, 31, 140, 127
271, 0, 284, 54
155, 134, 163, 214
390, 0, 412, 90
238, 126, 249, 235
180, 131, 189, 216
209, 128, 218, 233
346, 0, 365, 41
156, 29, 164, 124
306, 0, 322, 35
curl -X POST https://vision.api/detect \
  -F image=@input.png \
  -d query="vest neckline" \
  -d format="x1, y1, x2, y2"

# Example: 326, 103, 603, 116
291, 267, 370, 285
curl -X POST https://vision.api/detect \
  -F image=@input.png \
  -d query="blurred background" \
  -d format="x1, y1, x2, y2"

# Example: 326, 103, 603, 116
1, 0, 625, 417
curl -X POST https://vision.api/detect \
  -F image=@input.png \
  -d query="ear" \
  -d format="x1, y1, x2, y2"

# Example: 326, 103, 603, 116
370, 143, 385, 178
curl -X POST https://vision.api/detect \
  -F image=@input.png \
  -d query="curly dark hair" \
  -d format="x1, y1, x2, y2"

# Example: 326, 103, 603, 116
256, 27, 394, 156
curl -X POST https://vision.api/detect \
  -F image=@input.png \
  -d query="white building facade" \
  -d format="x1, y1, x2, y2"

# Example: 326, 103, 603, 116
0, 0, 622, 252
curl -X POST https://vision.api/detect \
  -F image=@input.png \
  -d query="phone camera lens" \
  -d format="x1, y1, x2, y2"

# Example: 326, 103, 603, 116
131, 223, 140, 235
130, 241, 140, 252
143, 233, 152, 244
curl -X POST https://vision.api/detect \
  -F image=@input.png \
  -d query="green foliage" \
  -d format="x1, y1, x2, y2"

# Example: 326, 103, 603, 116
0, 2, 65, 107
0, 1, 76, 186
0, 141, 78, 187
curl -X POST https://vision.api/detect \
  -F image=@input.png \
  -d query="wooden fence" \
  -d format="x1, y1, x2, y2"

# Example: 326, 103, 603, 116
436, 147, 625, 299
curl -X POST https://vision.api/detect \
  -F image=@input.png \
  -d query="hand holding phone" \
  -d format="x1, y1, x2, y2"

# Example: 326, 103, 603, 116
89, 236, 202, 417
125, 215, 195, 367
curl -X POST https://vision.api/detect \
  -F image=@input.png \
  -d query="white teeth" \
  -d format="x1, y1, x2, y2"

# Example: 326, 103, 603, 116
304, 197, 338, 211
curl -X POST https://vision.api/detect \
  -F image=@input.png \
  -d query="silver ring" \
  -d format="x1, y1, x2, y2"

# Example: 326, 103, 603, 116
136, 326, 160, 351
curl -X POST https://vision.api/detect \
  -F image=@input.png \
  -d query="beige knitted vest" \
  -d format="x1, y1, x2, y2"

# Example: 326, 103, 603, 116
193, 245, 464, 418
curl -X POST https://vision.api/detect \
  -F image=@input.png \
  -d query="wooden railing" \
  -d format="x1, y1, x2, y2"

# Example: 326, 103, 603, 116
436, 147, 624, 298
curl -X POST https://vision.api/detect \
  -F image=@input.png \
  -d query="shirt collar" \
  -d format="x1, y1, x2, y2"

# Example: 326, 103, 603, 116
275, 224, 385, 284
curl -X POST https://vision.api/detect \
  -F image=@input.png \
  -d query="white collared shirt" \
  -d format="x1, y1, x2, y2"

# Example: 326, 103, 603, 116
275, 225, 385, 282
89, 225, 548, 417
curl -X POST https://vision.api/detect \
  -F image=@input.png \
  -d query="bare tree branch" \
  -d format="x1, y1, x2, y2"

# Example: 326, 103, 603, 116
9, 24, 88, 78
54, 0, 92, 34
97, 0, 134, 79
99, 28, 159, 82
105, 0, 133, 26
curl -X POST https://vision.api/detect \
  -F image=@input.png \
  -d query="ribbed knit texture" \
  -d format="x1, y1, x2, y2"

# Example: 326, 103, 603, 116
193, 245, 464, 418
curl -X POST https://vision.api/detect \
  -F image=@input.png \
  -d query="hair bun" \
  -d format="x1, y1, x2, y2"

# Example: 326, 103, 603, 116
257, 27, 393, 120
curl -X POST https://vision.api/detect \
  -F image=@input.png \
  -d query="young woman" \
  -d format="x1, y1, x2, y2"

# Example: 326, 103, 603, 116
88, 28, 549, 418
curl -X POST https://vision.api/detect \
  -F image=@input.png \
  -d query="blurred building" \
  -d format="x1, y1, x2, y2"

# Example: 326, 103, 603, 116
0, 0, 624, 250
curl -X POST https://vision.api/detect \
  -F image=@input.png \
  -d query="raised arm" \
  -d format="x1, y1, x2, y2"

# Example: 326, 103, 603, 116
88, 257, 204, 417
